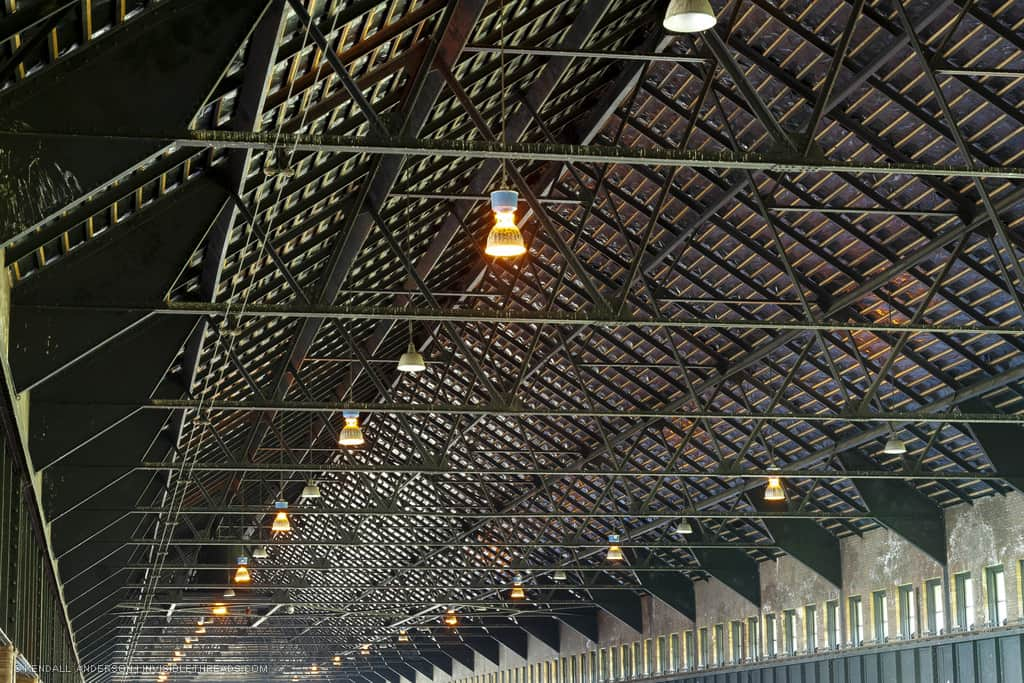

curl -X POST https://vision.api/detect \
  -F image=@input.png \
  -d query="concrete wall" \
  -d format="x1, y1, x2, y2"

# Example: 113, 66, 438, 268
421, 491, 1024, 683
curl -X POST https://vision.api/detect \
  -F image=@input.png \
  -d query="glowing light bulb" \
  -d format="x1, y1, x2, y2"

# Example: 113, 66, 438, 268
606, 534, 624, 562
234, 556, 251, 584
338, 410, 365, 446
510, 575, 526, 600
272, 500, 291, 533
763, 475, 785, 501
486, 190, 526, 257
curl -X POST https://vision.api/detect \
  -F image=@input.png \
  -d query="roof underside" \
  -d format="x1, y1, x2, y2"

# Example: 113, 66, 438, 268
1, 0, 1023, 681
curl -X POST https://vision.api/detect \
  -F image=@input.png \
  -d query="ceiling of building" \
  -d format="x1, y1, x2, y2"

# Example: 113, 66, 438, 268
1, 0, 1022, 681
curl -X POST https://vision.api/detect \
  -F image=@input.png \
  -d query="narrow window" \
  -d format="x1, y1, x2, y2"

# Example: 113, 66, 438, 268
826, 600, 840, 649
872, 590, 889, 642
986, 565, 1007, 625
783, 609, 797, 655
764, 614, 777, 657
924, 579, 944, 635
804, 604, 817, 651
898, 584, 916, 638
730, 621, 743, 663
955, 572, 974, 629
848, 596, 863, 646
746, 616, 760, 660
713, 624, 725, 666
683, 631, 695, 671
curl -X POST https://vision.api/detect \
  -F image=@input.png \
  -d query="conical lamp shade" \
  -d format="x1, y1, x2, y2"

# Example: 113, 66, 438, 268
397, 343, 426, 373
764, 476, 786, 501
663, 0, 716, 32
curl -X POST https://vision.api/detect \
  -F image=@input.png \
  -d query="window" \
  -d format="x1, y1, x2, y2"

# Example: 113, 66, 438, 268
730, 621, 743, 663
764, 614, 777, 657
955, 572, 975, 629
848, 596, 863, 646
683, 631, 695, 671
698, 628, 709, 669
805, 604, 817, 651
783, 609, 797, 655
825, 600, 839, 649
898, 584, 917, 638
986, 565, 1007, 625
599, 648, 609, 683
872, 590, 889, 642
653, 636, 664, 674
589, 652, 598, 683
747, 616, 760, 660
925, 579, 944, 634
669, 633, 680, 671
713, 624, 725, 666
607, 646, 618, 681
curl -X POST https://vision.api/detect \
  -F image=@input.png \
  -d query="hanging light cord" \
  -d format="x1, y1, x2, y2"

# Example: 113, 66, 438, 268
499, 0, 508, 187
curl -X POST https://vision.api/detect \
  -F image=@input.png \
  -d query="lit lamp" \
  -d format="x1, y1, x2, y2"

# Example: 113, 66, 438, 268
333, 656, 342, 666
338, 410, 365, 447
398, 630, 410, 643
234, 556, 251, 584
606, 534, 624, 562
223, 588, 236, 598
272, 500, 291, 533
444, 609, 459, 627
485, 190, 526, 257
552, 569, 567, 582
763, 471, 786, 502
663, 0, 717, 33
211, 603, 228, 617
360, 644, 371, 656
253, 546, 269, 560
509, 575, 526, 600
674, 518, 694, 535
195, 626, 206, 635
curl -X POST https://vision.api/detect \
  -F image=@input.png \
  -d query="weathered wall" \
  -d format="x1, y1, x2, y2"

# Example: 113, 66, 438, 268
419, 491, 1024, 683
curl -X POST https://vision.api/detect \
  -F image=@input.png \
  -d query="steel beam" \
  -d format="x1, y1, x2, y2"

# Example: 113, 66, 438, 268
8, 129, 1023, 179
75, 398, 1024, 426
27, 300, 1024, 337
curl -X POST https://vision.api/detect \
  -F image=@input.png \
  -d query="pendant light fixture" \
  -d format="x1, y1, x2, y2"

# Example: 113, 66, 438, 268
211, 603, 228, 617
253, 546, 269, 560
300, 480, 322, 499
663, 0, 717, 33
674, 518, 694, 535
272, 500, 292, 533
763, 469, 786, 502
552, 569, 567, 581
333, 656, 342, 666
233, 556, 251, 584
359, 644, 371, 656
338, 410, 365, 447
223, 588, 236, 598
397, 321, 426, 372
443, 609, 459, 628
509, 575, 526, 600
398, 630, 410, 643
485, 0, 527, 258
486, 190, 526, 257
606, 534, 624, 562
883, 435, 907, 455
195, 625, 206, 635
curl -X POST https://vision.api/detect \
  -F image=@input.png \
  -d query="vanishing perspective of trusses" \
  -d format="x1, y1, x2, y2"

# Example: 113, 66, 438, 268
0, 0, 1022, 681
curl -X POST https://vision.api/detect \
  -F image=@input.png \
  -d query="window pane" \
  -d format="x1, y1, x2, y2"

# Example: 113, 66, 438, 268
849, 596, 863, 646
805, 605, 817, 651
986, 565, 1007, 625
898, 584, 916, 638
872, 591, 888, 642
826, 600, 839, 649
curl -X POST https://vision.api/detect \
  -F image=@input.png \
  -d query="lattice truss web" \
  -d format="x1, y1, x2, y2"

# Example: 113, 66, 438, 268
0, 0, 1022, 681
